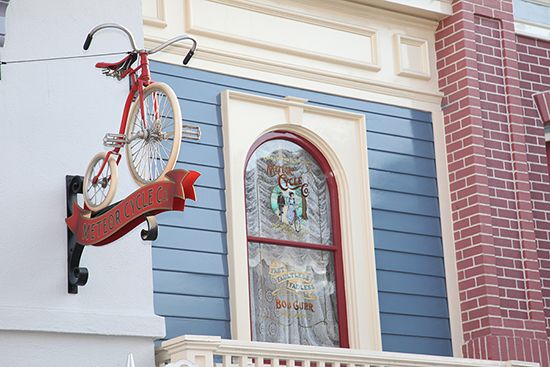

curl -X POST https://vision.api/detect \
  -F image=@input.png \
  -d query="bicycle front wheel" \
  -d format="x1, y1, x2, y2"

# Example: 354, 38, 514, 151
84, 151, 119, 212
126, 82, 182, 186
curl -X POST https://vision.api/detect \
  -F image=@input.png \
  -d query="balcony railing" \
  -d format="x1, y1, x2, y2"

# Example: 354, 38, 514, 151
155, 335, 540, 367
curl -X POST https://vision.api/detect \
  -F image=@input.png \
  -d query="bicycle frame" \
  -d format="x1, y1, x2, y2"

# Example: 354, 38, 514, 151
90, 53, 149, 185
83, 23, 197, 186
107, 52, 151, 162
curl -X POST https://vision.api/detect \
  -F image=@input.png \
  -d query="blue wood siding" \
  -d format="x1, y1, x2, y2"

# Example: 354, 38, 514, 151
367, 112, 452, 356
151, 63, 230, 342
150, 62, 451, 355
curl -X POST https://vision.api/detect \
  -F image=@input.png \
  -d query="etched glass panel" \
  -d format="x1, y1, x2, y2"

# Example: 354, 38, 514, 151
249, 242, 340, 346
245, 139, 332, 245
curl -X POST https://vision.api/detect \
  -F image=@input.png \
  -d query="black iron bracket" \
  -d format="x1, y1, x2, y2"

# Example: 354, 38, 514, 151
66, 175, 160, 294
66, 175, 89, 294
141, 214, 158, 241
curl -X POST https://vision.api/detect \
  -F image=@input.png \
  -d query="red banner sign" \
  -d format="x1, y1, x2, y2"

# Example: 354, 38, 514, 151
66, 169, 199, 246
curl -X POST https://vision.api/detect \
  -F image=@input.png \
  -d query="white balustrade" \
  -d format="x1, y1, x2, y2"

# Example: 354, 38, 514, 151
155, 335, 540, 367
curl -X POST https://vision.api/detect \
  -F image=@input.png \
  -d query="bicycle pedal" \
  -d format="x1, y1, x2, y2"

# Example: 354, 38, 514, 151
182, 124, 201, 141
103, 133, 126, 148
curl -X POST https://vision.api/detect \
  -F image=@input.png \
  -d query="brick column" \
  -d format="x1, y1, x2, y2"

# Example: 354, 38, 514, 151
436, 0, 550, 364
517, 34, 550, 349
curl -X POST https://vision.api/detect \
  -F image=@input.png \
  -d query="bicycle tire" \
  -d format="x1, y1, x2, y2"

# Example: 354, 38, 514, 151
84, 151, 119, 211
125, 82, 182, 186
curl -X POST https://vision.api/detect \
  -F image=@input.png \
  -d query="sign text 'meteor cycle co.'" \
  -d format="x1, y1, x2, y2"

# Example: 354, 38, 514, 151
67, 169, 199, 247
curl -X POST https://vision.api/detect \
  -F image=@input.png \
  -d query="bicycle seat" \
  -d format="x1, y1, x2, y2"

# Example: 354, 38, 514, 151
95, 60, 124, 69
96, 53, 137, 69
95, 53, 137, 80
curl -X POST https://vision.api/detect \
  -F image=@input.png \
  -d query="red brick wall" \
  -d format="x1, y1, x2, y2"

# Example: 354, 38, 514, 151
436, 0, 550, 363
517, 34, 550, 338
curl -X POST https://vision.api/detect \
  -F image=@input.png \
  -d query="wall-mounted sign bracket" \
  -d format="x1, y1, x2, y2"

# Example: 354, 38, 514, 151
141, 214, 158, 240
65, 169, 200, 293
66, 175, 89, 294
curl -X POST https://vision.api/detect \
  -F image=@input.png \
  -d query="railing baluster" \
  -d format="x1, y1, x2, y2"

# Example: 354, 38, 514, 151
238, 355, 248, 367
156, 335, 541, 367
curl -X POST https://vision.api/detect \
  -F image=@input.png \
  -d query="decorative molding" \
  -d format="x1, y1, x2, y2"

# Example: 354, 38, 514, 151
143, 0, 168, 28
250, 0, 442, 30
283, 96, 308, 125
221, 89, 381, 350
156, 334, 540, 367
145, 0, 444, 107
146, 36, 443, 105
185, 0, 381, 71
0, 306, 166, 338
336, 0, 452, 21
393, 33, 431, 80
0, 0, 10, 47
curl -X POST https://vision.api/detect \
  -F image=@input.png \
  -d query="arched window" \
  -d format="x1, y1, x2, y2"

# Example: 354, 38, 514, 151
245, 131, 348, 348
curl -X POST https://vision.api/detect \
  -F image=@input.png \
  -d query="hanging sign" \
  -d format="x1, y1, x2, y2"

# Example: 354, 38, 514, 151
66, 169, 199, 246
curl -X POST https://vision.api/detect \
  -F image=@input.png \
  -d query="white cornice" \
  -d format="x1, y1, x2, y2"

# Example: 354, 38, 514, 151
342, 0, 452, 21
0, 306, 166, 338
146, 36, 443, 105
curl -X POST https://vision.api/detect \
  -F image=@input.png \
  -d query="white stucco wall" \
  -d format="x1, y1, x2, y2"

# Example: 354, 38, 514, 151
0, 1, 165, 366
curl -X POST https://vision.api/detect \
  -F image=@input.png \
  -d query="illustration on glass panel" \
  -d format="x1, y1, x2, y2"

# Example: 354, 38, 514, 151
246, 139, 332, 245
249, 243, 340, 347
246, 138, 339, 347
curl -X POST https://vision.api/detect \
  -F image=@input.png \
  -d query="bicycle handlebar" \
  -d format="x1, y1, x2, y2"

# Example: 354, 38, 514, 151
83, 23, 197, 65
83, 23, 139, 52
148, 35, 197, 65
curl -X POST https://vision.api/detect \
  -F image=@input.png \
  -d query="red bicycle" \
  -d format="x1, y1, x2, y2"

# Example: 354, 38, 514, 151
82, 23, 198, 212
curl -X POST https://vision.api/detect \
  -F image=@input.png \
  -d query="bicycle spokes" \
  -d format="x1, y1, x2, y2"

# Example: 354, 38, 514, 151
87, 175, 111, 202
84, 152, 118, 210
128, 136, 171, 181
126, 83, 181, 185
144, 91, 174, 131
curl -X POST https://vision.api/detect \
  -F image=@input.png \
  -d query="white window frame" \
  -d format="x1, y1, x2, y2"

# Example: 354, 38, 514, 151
221, 90, 382, 350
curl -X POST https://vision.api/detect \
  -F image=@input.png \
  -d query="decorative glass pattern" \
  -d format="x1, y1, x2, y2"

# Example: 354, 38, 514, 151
245, 139, 333, 246
246, 138, 340, 347
249, 243, 339, 346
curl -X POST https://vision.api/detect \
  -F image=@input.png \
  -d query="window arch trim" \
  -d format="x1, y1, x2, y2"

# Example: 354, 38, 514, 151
221, 89, 382, 350
244, 131, 349, 348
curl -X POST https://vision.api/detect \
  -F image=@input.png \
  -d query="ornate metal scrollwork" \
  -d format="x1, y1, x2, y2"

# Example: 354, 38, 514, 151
66, 175, 89, 294
141, 214, 158, 241
66, 175, 162, 293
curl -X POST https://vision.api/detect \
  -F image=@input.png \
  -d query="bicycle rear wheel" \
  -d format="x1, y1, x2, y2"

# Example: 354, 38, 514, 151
125, 82, 182, 186
84, 152, 119, 212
